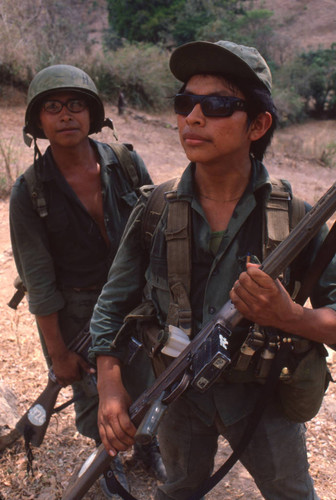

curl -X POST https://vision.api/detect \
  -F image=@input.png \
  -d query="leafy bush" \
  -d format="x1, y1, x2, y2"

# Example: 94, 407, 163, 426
320, 142, 336, 168
79, 43, 177, 110
272, 88, 307, 127
275, 45, 336, 119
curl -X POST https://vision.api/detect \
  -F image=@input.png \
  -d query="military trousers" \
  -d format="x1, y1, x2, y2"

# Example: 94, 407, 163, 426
38, 288, 154, 443
155, 394, 320, 500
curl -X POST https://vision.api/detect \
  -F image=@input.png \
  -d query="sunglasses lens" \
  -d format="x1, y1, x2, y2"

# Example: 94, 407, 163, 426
174, 94, 195, 115
202, 97, 232, 117
174, 94, 245, 117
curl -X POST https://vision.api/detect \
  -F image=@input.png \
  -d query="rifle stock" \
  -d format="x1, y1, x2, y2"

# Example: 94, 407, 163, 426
16, 372, 62, 447
62, 182, 336, 500
16, 321, 92, 447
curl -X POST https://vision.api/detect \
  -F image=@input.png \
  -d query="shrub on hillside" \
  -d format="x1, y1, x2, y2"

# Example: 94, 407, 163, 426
80, 44, 178, 110
275, 45, 336, 120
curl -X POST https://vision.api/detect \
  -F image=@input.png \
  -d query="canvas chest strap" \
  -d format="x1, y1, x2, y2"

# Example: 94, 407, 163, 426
263, 177, 305, 259
141, 178, 192, 335
165, 186, 192, 336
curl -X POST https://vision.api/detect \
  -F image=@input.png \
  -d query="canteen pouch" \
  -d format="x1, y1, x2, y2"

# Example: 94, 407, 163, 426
277, 343, 331, 422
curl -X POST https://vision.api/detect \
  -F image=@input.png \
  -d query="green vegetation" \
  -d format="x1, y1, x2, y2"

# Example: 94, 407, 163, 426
277, 47, 336, 121
0, 0, 335, 124
320, 142, 336, 168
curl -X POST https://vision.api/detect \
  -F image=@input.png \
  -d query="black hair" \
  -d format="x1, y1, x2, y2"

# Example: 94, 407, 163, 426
234, 80, 278, 161
178, 75, 278, 161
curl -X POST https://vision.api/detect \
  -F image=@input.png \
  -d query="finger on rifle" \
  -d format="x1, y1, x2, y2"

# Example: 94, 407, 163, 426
99, 416, 135, 455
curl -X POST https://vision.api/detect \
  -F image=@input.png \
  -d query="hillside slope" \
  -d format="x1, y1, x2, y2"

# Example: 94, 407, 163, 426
256, 0, 335, 54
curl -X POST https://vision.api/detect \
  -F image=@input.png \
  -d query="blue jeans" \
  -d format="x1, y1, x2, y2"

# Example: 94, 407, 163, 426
155, 395, 319, 500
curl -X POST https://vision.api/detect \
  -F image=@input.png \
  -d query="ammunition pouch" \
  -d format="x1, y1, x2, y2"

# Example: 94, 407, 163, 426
227, 330, 331, 423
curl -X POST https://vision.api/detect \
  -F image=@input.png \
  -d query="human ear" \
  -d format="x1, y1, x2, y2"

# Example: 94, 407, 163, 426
249, 112, 272, 141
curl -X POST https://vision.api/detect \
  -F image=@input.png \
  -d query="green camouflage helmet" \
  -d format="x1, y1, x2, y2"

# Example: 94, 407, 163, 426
24, 64, 105, 140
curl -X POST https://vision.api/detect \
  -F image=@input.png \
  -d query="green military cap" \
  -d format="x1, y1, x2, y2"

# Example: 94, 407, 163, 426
169, 40, 272, 93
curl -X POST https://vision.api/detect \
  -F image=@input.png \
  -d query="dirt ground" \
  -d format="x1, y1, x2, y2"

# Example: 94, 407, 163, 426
0, 101, 335, 499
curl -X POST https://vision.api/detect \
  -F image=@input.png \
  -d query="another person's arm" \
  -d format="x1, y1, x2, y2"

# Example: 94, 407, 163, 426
90, 198, 150, 453
9, 177, 91, 384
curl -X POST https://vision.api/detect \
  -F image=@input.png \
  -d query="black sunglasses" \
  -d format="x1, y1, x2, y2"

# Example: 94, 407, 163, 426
174, 94, 246, 117
42, 98, 87, 114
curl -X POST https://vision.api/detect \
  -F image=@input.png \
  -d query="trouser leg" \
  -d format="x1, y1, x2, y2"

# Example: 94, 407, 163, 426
155, 396, 218, 500
216, 401, 319, 500
72, 383, 101, 442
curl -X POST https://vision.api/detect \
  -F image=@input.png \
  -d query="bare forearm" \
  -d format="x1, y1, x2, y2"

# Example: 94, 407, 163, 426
36, 312, 67, 358
97, 356, 124, 394
276, 304, 336, 344
97, 355, 135, 455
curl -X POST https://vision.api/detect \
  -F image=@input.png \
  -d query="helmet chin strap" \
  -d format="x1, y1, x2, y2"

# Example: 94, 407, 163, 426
102, 117, 118, 141
33, 138, 43, 165
23, 127, 34, 148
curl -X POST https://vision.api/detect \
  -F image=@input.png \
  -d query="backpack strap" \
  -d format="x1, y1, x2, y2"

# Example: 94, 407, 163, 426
109, 142, 140, 190
141, 178, 179, 250
23, 142, 140, 219
23, 163, 48, 218
141, 178, 192, 335
263, 177, 305, 259
165, 186, 192, 336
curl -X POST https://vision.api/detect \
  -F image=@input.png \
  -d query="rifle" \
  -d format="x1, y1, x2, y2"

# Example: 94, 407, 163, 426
62, 182, 336, 500
15, 321, 96, 447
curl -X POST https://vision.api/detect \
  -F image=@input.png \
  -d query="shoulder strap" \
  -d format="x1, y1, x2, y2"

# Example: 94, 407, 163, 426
109, 142, 140, 189
141, 178, 179, 250
165, 185, 192, 335
141, 178, 192, 335
23, 163, 48, 218
263, 177, 305, 259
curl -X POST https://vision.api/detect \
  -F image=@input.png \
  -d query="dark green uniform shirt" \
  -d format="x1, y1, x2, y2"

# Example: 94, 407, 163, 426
90, 160, 336, 426
9, 139, 152, 316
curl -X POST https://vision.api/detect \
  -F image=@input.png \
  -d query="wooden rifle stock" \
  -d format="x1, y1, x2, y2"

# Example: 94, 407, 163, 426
62, 182, 336, 500
16, 321, 92, 447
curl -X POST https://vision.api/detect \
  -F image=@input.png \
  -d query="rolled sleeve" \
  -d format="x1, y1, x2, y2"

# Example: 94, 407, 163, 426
9, 177, 65, 315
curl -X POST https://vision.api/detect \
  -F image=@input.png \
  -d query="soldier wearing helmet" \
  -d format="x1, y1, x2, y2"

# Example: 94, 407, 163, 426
10, 64, 166, 496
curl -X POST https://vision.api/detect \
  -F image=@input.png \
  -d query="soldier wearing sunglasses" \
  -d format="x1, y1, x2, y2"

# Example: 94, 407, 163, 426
9, 64, 169, 497
90, 41, 336, 499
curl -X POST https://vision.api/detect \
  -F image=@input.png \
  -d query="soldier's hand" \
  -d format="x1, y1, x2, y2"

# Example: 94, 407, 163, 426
52, 350, 94, 386
230, 263, 299, 329
98, 378, 135, 456
97, 356, 136, 457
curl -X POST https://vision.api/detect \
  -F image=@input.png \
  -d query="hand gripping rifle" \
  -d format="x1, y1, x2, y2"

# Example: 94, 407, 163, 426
15, 321, 96, 448
62, 182, 336, 500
